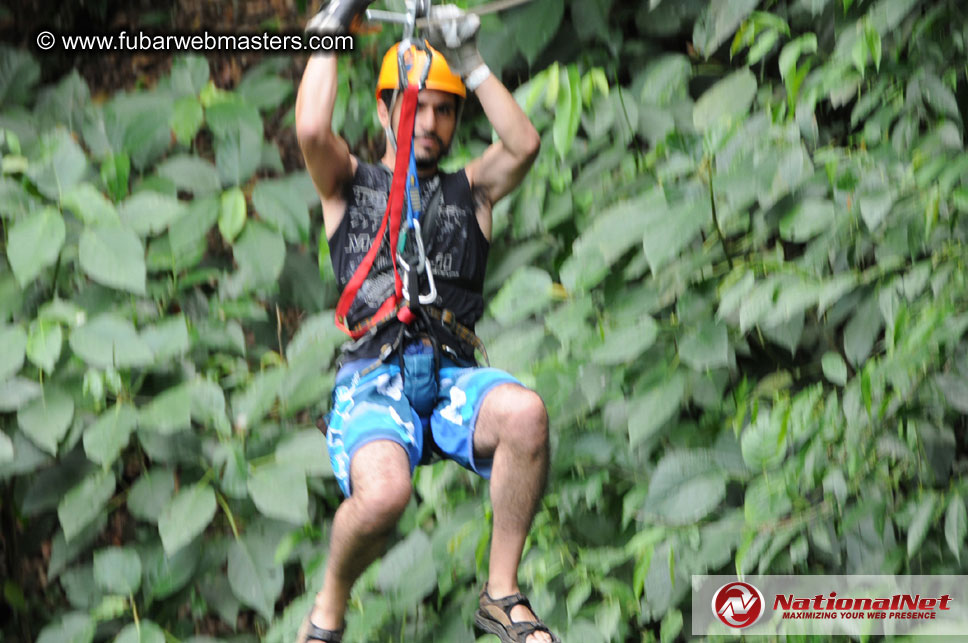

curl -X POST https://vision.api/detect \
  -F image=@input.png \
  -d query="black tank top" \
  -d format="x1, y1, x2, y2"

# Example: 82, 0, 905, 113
328, 159, 489, 359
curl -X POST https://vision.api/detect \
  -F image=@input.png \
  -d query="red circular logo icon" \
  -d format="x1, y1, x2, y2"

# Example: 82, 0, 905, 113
712, 581, 765, 629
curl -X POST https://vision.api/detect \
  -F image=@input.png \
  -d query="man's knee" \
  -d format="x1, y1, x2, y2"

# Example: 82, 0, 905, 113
347, 441, 412, 535
491, 385, 549, 455
350, 481, 411, 536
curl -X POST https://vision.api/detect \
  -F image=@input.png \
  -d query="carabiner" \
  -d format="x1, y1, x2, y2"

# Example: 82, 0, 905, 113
397, 220, 437, 305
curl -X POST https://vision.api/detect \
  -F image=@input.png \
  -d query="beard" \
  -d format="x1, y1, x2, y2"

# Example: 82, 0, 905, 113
414, 132, 449, 170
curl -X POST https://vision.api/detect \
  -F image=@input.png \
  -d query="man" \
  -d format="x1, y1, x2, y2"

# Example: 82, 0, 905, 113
294, 2, 557, 643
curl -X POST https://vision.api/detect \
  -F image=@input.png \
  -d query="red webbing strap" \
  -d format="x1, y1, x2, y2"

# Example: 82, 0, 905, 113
335, 83, 419, 339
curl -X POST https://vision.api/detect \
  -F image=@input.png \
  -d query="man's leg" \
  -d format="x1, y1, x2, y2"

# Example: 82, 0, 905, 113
304, 439, 412, 634
473, 383, 553, 643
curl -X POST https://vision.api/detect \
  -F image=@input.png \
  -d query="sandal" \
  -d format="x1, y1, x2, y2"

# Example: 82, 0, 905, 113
474, 584, 561, 643
295, 606, 344, 643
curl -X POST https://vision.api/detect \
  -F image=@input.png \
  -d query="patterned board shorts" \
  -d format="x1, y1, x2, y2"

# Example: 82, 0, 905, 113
325, 343, 522, 497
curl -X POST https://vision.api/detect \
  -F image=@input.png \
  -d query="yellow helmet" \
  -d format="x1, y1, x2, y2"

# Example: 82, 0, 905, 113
375, 41, 466, 99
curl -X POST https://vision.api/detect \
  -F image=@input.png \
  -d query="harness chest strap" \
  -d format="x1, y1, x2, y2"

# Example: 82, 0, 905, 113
334, 82, 419, 338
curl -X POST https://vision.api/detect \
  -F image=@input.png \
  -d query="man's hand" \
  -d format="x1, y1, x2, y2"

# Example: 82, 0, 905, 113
306, 0, 376, 35
425, 4, 489, 89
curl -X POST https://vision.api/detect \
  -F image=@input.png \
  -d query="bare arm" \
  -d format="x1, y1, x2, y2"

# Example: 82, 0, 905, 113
464, 74, 541, 206
295, 53, 357, 237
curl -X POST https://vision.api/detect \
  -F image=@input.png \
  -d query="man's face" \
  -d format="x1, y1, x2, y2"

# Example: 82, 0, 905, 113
382, 89, 458, 170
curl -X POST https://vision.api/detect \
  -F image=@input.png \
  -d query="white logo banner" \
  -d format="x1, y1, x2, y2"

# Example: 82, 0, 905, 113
692, 575, 968, 637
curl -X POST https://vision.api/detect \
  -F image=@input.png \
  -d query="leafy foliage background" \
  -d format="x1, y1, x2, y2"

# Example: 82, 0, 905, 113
2, 0, 968, 641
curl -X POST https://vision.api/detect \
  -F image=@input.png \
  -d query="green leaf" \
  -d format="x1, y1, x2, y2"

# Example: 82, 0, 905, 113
100, 153, 130, 202
821, 351, 848, 386
93, 546, 142, 594
58, 469, 116, 542
227, 222, 286, 294
219, 187, 247, 244
640, 55, 691, 107
237, 73, 293, 112
0, 429, 13, 463
945, 493, 967, 563
377, 529, 437, 605
778, 34, 818, 82
189, 377, 230, 436
139, 383, 192, 435
591, 317, 659, 366
935, 374, 968, 414
642, 196, 707, 273
61, 183, 121, 226
69, 314, 154, 369
169, 55, 210, 97
858, 189, 892, 231
509, 0, 564, 65
155, 154, 220, 197
744, 475, 792, 525
628, 373, 686, 447
843, 295, 883, 367
0, 324, 27, 382
570, 0, 612, 43
105, 91, 174, 171
252, 178, 310, 243
26, 319, 62, 374
693, 69, 757, 132
18, 387, 74, 456
0, 176, 43, 220
747, 29, 779, 65
230, 368, 285, 431
35, 612, 95, 643
48, 514, 107, 580
140, 315, 190, 362
168, 194, 218, 269
6, 206, 65, 287
779, 197, 835, 242
275, 429, 332, 477
127, 468, 175, 523
27, 129, 87, 199
552, 66, 581, 158
660, 608, 683, 643
158, 482, 217, 555
78, 225, 146, 295
90, 595, 128, 622
679, 321, 729, 371
112, 621, 166, 643
170, 96, 204, 146
119, 191, 185, 237
922, 72, 960, 120
489, 267, 554, 325
864, 20, 881, 71
227, 522, 285, 620
83, 404, 138, 467
0, 46, 41, 107
740, 405, 785, 469
692, 0, 760, 58
141, 540, 199, 601
642, 450, 727, 524
907, 492, 939, 558
247, 464, 309, 524
0, 377, 42, 412
206, 100, 264, 186
560, 191, 659, 292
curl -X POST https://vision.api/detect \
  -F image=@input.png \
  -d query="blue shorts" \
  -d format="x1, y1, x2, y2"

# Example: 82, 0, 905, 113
325, 344, 522, 497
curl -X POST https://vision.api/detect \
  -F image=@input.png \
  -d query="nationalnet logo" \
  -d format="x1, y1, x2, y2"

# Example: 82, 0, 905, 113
694, 575, 968, 636
773, 591, 952, 621
712, 581, 765, 628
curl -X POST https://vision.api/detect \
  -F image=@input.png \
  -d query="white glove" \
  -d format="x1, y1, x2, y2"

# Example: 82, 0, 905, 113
425, 4, 490, 90
307, 0, 375, 35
